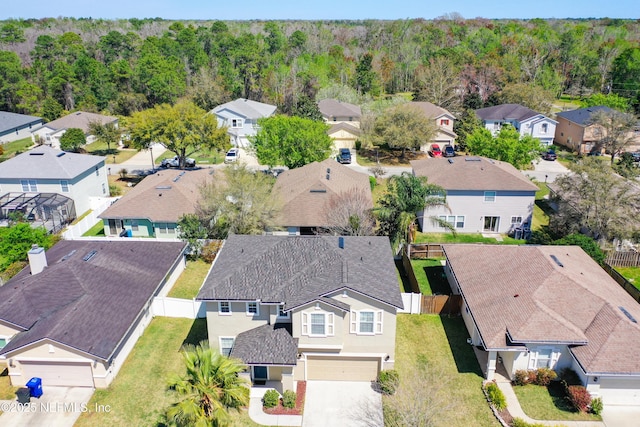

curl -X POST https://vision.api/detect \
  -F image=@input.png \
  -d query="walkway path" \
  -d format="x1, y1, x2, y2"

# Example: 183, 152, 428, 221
248, 386, 302, 427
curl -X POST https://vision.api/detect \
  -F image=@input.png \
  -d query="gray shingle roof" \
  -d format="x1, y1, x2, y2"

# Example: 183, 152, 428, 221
0, 240, 186, 361
410, 102, 455, 119
197, 235, 402, 310
230, 324, 298, 365
411, 156, 539, 192
555, 105, 614, 126
0, 111, 43, 133
42, 111, 117, 133
475, 104, 541, 122
443, 244, 640, 375
318, 99, 362, 119
212, 98, 277, 120
0, 145, 105, 179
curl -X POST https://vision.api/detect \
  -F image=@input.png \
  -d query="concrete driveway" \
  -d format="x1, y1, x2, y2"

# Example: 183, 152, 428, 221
0, 386, 94, 427
602, 405, 640, 427
302, 381, 383, 427
522, 158, 570, 183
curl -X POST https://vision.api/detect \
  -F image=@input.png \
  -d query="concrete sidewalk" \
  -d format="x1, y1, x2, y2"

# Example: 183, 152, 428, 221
119, 142, 167, 167
248, 386, 302, 426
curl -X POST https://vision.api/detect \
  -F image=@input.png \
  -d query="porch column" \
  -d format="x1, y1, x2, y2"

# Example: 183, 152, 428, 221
486, 351, 497, 380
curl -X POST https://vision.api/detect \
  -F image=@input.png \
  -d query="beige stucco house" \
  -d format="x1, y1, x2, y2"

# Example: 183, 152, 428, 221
0, 240, 186, 388
31, 111, 118, 150
318, 99, 362, 150
196, 235, 403, 391
410, 102, 457, 152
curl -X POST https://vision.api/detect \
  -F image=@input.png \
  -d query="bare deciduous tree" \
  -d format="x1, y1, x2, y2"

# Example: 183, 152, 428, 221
323, 188, 375, 236
588, 109, 638, 165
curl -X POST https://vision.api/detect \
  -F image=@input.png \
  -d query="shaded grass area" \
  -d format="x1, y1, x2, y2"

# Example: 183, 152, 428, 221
84, 141, 138, 164
409, 258, 450, 295
513, 383, 601, 421
414, 232, 524, 245
394, 259, 412, 293
0, 362, 19, 400
0, 137, 34, 162
82, 221, 105, 237
533, 181, 551, 231
390, 315, 497, 427
75, 318, 258, 427
615, 266, 640, 290
356, 147, 428, 166
167, 259, 211, 299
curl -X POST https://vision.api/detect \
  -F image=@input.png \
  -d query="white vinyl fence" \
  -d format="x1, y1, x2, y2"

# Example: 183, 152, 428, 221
399, 293, 422, 314
152, 297, 206, 319
62, 198, 119, 239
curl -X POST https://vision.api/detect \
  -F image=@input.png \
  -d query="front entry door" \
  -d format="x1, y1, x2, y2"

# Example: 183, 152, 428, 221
253, 366, 268, 380
483, 216, 500, 232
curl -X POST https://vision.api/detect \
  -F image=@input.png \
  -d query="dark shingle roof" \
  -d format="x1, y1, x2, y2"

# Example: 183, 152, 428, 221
0, 145, 105, 179
318, 99, 362, 119
0, 111, 42, 133
230, 324, 298, 365
197, 235, 402, 310
475, 104, 541, 122
555, 105, 614, 126
0, 240, 186, 361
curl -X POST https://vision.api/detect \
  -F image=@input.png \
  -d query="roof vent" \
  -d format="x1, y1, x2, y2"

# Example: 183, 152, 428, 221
29, 152, 45, 156
619, 306, 638, 323
339, 237, 344, 249
448, 158, 454, 164
75, 112, 82, 115
550, 255, 564, 268
326, 174, 330, 180
173, 171, 186, 182
465, 157, 481, 162
310, 189, 327, 193
82, 250, 97, 262
327, 168, 331, 174
60, 249, 77, 262
155, 185, 172, 190
56, 152, 66, 157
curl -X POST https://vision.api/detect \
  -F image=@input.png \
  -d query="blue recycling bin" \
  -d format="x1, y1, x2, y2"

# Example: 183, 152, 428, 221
26, 377, 43, 398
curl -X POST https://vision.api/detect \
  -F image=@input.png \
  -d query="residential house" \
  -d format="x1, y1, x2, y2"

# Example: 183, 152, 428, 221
0, 111, 43, 144
555, 105, 640, 154
196, 235, 403, 391
211, 98, 277, 148
31, 111, 118, 150
99, 168, 214, 238
410, 102, 457, 152
475, 104, 557, 145
318, 99, 362, 150
411, 156, 538, 234
0, 239, 187, 388
0, 145, 108, 222
271, 158, 373, 235
444, 244, 640, 406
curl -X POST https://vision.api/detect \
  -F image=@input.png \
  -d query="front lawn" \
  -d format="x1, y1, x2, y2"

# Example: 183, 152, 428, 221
0, 362, 18, 400
410, 258, 449, 295
157, 149, 224, 166
75, 317, 260, 427
0, 137, 34, 162
532, 182, 551, 231
414, 232, 524, 245
84, 142, 138, 164
390, 315, 497, 427
614, 266, 640, 290
167, 258, 211, 299
513, 383, 601, 422
82, 221, 105, 237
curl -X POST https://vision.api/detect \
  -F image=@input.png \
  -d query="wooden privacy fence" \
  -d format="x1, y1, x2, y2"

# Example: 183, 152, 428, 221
408, 243, 444, 259
602, 263, 640, 304
421, 295, 462, 315
401, 248, 421, 294
605, 251, 640, 267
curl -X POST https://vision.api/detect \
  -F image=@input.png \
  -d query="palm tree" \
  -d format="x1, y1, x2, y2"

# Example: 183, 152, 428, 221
167, 341, 250, 427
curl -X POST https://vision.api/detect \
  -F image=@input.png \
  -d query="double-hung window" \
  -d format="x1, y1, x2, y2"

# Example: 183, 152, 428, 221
21, 180, 37, 192
350, 310, 383, 335
484, 191, 496, 202
277, 304, 289, 319
60, 180, 69, 192
246, 302, 259, 316
219, 301, 231, 315
219, 337, 235, 357
511, 216, 523, 226
301, 311, 334, 337
231, 118, 243, 128
438, 215, 465, 229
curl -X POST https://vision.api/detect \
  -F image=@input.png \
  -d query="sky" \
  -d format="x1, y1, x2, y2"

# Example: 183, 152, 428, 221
2, 0, 639, 21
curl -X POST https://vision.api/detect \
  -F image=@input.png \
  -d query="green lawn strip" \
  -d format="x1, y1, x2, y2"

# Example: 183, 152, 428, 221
413, 232, 524, 245
0, 137, 34, 162
0, 362, 19, 400
391, 314, 497, 427
156, 149, 223, 165
409, 258, 450, 295
167, 259, 212, 299
82, 222, 105, 237
84, 142, 138, 164
614, 266, 640, 290
371, 178, 388, 204
513, 383, 601, 421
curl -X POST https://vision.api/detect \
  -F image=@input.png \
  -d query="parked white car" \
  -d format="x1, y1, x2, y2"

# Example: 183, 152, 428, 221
224, 148, 240, 163
161, 156, 196, 168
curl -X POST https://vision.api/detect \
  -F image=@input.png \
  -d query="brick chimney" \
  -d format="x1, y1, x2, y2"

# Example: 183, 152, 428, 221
28, 244, 48, 275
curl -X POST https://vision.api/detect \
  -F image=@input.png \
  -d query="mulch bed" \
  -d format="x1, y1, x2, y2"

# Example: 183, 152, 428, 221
263, 381, 306, 416
498, 407, 514, 426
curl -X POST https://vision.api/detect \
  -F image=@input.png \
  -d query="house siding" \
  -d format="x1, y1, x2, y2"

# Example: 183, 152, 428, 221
205, 301, 271, 351
419, 190, 535, 234
0, 120, 43, 144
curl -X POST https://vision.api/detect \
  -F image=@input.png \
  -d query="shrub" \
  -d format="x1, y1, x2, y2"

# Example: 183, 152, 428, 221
567, 385, 591, 412
590, 396, 603, 415
118, 168, 128, 179
377, 369, 399, 395
486, 382, 506, 411
355, 140, 362, 150
109, 184, 122, 196
262, 389, 280, 408
536, 367, 557, 386
282, 390, 296, 409
369, 175, 376, 190
368, 164, 386, 179
0, 260, 27, 282
527, 370, 538, 385
200, 240, 223, 263
514, 370, 529, 386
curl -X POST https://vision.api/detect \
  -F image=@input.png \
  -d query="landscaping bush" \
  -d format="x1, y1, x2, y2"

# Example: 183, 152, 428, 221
109, 184, 122, 196
590, 396, 603, 415
485, 382, 506, 411
513, 370, 529, 386
200, 240, 223, 263
355, 140, 362, 151
369, 175, 376, 190
0, 260, 26, 282
282, 390, 296, 409
377, 369, 399, 395
527, 370, 538, 384
118, 168, 128, 179
567, 385, 591, 412
536, 367, 557, 386
262, 389, 280, 408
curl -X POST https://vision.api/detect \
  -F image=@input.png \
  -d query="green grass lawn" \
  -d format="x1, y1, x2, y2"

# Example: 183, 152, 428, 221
409, 258, 449, 295
413, 232, 524, 245
0, 362, 18, 400
75, 317, 261, 427
356, 147, 428, 167
0, 137, 34, 162
532, 182, 551, 231
513, 383, 601, 422
84, 141, 138, 164
614, 266, 640, 290
389, 314, 497, 427
167, 259, 211, 299
371, 178, 388, 204
157, 149, 224, 165
82, 221, 105, 237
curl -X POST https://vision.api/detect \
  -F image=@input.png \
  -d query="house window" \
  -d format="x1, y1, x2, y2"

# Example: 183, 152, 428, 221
483, 216, 500, 232
511, 216, 523, 225
277, 304, 289, 318
158, 223, 176, 234
351, 310, 383, 334
484, 191, 496, 202
333, 116, 337, 122
536, 348, 553, 368
95, 166, 99, 176
219, 337, 235, 357
218, 301, 231, 315
541, 123, 548, 134
131, 219, 139, 231
102, 183, 106, 194
246, 302, 259, 316
455, 216, 465, 229
438, 215, 465, 229
302, 311, 334, 337
440, 119, 450, 126
349, 117, 353, 121
0, 337, 6, 349
231, 118, 243, 128
21, 180, 37, 192
60, 180, 69, 192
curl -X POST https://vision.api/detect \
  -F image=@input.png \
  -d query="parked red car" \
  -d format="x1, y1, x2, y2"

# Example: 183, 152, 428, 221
429, 144, 443, 157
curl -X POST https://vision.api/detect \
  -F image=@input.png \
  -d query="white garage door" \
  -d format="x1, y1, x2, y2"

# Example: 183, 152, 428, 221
307, 356, 379, 381
598, 377, 640, 406
21, 361, 94, 387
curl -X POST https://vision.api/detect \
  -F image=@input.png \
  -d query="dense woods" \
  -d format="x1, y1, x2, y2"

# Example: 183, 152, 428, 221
0, 17, 639, 121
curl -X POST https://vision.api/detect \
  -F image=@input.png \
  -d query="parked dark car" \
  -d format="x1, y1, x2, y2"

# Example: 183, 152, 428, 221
541, 149, 557, 161
338, 148, 352, 164
443, 145, 455, 158
620, 151, 640, 163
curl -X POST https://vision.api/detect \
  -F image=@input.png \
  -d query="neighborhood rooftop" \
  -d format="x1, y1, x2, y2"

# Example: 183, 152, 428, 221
475, 103, 541, 121
0, 145, 105, 180
443, 244, 640, 375
318, 99, 362, 118
41, 111, 117, 133
212, 98, 277, 120
0, 111, 42, 133
411, 156, 539, 192
555, 105, 614, 126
